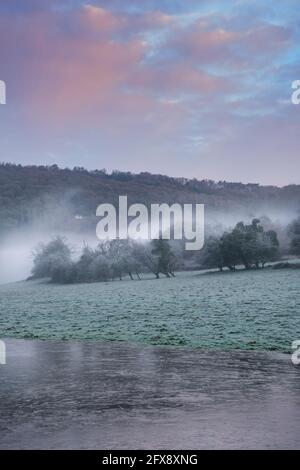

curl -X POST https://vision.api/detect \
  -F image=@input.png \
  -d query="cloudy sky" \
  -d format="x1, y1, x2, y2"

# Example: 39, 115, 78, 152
0, 0, 299, 185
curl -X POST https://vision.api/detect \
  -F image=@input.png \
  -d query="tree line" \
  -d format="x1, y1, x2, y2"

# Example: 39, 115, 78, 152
201, 218, 300, 271
31, 237, 177, 284
31, 216, 300, 283
289, 217, 300, 257
1, 162, 300, 237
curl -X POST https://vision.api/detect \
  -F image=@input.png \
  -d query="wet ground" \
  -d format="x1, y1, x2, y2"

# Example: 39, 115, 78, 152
0, 339, 299, 449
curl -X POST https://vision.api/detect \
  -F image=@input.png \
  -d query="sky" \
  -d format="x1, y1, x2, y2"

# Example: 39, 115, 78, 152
0, 0, 299, 186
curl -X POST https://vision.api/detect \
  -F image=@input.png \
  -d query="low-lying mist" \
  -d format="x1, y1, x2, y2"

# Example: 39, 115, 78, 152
0, 207, 297, 285
0, 228, 98, 285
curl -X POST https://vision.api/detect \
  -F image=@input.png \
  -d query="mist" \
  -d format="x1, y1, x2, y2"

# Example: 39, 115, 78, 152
0, 227, 98, 285
0, 204, 297, 285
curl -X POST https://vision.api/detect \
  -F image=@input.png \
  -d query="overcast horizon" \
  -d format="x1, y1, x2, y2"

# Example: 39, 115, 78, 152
0, 0, 299, 186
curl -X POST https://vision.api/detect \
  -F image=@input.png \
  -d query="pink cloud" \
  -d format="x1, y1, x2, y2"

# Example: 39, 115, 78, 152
79, 4, 123, 33
131, 62, 223, 95
0, 3, 295, 176
0, 8, 148, 125
240, 24, 291, 54
73, 5, 169, 37
0, 5, 226, 129
165, 19, 291, 68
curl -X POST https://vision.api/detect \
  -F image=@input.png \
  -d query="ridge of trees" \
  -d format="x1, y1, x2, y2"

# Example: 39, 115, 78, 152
1, 162, 300, 236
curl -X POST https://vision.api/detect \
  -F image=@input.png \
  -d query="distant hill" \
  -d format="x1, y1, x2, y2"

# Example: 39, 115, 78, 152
0, 162, 299, 236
